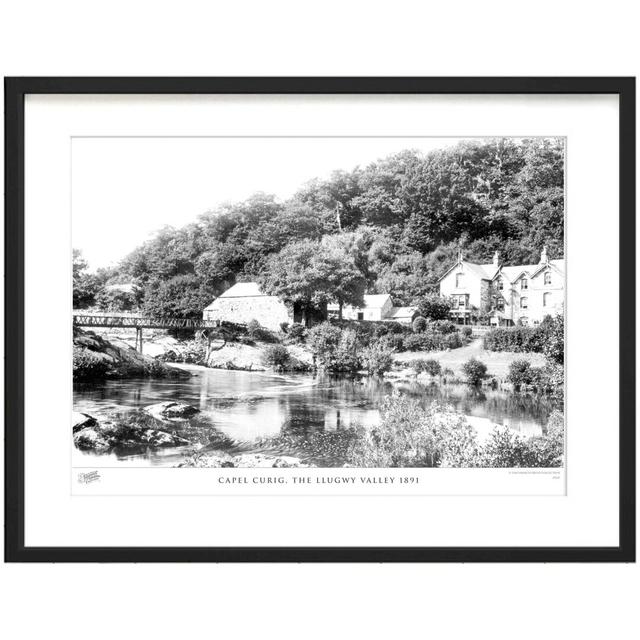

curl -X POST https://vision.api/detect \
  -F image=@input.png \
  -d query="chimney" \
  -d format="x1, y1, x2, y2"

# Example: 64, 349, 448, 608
492, 251, 500, 269
539, 246, 548, 264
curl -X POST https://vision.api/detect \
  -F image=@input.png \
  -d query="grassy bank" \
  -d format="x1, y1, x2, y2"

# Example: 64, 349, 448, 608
393, 338, 548, 379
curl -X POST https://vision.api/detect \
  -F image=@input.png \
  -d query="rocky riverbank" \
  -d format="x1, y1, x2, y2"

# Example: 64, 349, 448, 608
177, 451, 308, 468
88, 328, 313, 372
73, 404, 311, 467
73, 412, 191, 451
73, 328, 188, 380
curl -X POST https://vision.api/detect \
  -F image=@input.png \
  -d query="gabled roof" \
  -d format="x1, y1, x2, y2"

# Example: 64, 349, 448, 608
496, 265, 538, 283
363, 294, 392, 308
437, 260, 497, 283
388, 306, 417, 319
218, 282, 265, 298
530, 259, 565, 278
439, 257, 565, 285
204, 281, 270, 310
327, 294, 392, 312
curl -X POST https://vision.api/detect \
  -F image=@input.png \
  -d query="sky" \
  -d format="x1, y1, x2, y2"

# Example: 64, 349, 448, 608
72, 136, 472, 269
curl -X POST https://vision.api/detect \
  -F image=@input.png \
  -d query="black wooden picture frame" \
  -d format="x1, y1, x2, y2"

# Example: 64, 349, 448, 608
4, 77, 636, 562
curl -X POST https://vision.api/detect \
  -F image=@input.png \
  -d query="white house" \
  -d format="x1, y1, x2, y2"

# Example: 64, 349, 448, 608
328, 294, 417, 324
438, 248, 564, 326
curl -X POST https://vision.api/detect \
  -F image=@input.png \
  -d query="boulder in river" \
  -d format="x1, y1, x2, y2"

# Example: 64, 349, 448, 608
73, 411, 191, 451
143, 401, 200, 421
72, 411, 98, 433
74, 426, 111, 450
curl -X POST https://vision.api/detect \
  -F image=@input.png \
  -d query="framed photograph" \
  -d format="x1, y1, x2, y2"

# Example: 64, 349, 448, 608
5, 77, 635, 562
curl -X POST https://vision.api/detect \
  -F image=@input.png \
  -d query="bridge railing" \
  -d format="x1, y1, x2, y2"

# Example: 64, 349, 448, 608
72, 314, 219, 330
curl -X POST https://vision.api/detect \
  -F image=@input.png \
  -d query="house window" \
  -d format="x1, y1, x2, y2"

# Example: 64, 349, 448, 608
459, 295, 467, 309
496, 277, 503, 291
495, 297, 504, 311
543, 292, 551, 307
456, 273, 465, 288
357, 312, 364, 320
451, 297, 459, 309
521, 278, 528, 290
520, 297, 528, 309
544, 271, 552, 285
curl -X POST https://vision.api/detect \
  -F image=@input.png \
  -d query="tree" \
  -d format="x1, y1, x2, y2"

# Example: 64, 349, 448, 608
95, 287, 141, 312
259, 239, 365, 324
73, 249, 100, 308
417, 294, 452, 320
143, 275, 215, 319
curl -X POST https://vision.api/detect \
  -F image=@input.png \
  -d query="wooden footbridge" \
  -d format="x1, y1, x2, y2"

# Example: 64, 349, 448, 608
73, 312, 227, 353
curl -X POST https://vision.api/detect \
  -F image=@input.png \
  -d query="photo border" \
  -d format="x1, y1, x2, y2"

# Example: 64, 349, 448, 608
4, 77, 635, 562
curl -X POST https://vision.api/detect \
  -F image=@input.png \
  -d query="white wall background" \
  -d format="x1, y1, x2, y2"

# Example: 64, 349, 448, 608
1, 2, 638, 639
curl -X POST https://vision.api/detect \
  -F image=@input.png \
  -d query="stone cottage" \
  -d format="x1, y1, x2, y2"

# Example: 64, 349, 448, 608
203, 282, 293, 330
438, 248, 565, 326
203, 282, 326, 330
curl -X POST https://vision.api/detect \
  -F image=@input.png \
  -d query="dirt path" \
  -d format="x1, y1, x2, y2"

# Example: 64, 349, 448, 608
394, 338, 547, 379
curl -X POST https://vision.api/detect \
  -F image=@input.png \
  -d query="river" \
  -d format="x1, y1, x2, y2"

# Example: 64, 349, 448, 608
73, 366, 562, 467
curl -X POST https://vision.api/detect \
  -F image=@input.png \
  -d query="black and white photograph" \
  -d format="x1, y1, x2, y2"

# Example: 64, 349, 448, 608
72, 136, 565, 471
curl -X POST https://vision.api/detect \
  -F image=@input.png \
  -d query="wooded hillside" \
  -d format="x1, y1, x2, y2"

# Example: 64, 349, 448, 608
74, 137, 564, 317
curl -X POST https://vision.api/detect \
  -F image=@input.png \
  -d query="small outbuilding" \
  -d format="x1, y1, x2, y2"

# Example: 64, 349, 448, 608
328, 294, 394, 321
387, 306, 419, 324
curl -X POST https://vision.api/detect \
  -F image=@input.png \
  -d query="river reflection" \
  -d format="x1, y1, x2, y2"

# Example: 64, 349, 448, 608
73, 367, 562, 467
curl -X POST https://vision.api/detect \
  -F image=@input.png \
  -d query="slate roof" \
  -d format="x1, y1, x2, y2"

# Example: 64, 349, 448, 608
362, 294, 392, 308
439, 257, 565, 284
327, 294, 392, 312
204, 282, 269, 310
388, 306, 417, 319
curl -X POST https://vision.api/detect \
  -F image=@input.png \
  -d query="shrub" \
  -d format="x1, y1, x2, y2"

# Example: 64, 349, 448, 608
412, 316, 428, 333
332, 328, 361, 373
507, 359, 534, 387
411, 358, 442, 376
431, 320, 457, 334
307, 322, 361, 372
347, 392, 478, 468
482, 316, 564, 359
262, 344, 291, 369
245, 321, 278, 343
461, 326, 473, 338
477, 412, 564, 468
73, 346, 109, 380
288, 323, 306, 342
381, 333, 406, 351
307, 322, 342, 364
361, 343, 395, 376
378, 320, 406, 335
445, 332, 463, 349
279, 321, 290, 333
462, 357, 487, 385
483, 326, 541, 352
402, 331, 463, 352
246, 319, 261, 338
337, 393, 564, 469
542, 315, 564, 365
